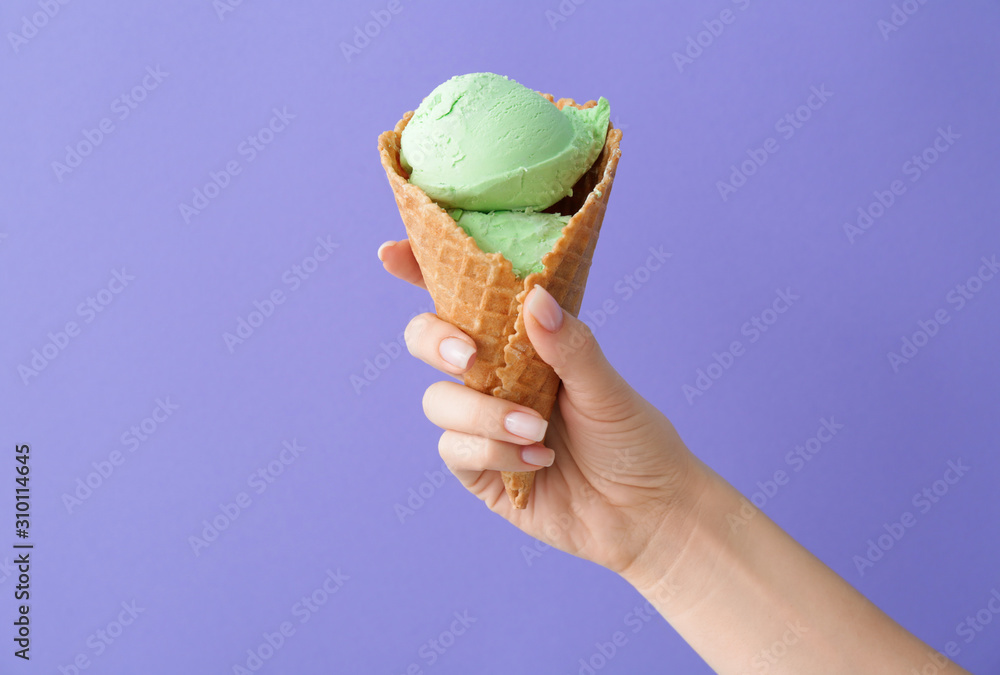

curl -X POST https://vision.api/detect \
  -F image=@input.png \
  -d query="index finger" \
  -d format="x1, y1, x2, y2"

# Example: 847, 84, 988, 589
378, 239, 427, 290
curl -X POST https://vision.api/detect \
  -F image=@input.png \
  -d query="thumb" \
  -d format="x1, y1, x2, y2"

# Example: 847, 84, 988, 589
523, 285, 634, 413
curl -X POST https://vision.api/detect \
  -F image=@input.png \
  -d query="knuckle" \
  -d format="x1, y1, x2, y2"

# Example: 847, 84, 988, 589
572, 317, 596, 349
437, 431, 452, 459
421, 382, 443, 417
471, 393, 500, 436
481, 440, 507, 468
453, 435, 480, 465
565, 317, 597, 360
440, 433, 482, 467
404, 313, 435, 356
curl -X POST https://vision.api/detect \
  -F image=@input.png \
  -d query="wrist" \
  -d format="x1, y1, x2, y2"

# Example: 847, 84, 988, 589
620, 459, 741, 616
619, 455, 713, 597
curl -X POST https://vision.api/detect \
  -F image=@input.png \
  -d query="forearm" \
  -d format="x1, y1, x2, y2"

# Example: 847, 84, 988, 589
623, 462, 968, 674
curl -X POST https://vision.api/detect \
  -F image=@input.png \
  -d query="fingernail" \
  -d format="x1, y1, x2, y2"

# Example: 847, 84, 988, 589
521, 445, 555, 467
525, 286, 564, 333
377, 240, 395, 262
439, 337, 475, 370
505, 411, 548, 443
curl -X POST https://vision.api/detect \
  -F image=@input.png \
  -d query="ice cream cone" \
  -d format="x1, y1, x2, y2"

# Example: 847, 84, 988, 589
378, 95, 623, 509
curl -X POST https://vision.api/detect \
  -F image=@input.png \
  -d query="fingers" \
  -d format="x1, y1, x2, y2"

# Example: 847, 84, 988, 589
522, 285, 631, 401
423, 381, 549, 445
438, 431, 555, 472
378, 239, 426, 290
404, 313, 477, 376
523, 285, 640, 419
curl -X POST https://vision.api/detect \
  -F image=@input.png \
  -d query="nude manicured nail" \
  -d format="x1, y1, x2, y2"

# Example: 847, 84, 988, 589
439, 337, 475, 370
504, 411, 548, 442
521, 446, 555, 467
525, 286, 564, 332
377, 240, 395, 261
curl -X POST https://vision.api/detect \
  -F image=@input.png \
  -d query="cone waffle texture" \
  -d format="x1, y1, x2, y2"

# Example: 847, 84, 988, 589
378, 94, 622, 509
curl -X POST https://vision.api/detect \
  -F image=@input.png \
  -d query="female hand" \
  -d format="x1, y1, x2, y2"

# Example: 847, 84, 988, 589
380, 240, 972, 674
379, 239, 706, 579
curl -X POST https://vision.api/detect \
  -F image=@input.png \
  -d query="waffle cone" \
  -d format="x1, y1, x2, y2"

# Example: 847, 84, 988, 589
378, 94, 623, 509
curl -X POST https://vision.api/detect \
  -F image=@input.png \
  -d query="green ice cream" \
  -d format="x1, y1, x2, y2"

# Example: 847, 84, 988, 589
448, 209, 570, 278
401, 72, 610, 212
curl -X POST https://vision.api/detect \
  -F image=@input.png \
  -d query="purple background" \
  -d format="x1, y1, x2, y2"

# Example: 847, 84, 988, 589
2, 0, 999, 673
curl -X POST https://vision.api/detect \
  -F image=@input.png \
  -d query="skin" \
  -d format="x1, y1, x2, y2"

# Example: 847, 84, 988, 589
379, 238, 970, 674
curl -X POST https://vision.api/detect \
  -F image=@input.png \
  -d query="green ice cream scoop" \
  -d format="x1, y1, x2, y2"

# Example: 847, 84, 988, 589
401, 72, 610, 212
449, 209, 570, 278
